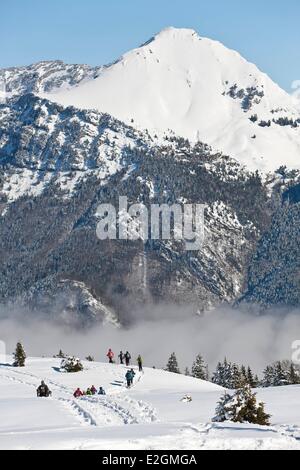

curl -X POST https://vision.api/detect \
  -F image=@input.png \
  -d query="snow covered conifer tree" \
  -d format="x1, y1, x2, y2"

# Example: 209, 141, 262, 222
212, 391, 234, 422
274, 361, 289, 386
231, 384, 271, 425
213, 384, 271, 425
166, 353, 180, 374
191, 354, 208, 380
212, 359, 231, 387
256, 402, 271, 426
247, 366, 257, 387
13, 342, 26, 367
262, 365, 275, 387
289, 363, 300, 385
232, 384, 258, 423
212, 361, 224, 386
232, 363, 243, 389
240, 365, 247, 383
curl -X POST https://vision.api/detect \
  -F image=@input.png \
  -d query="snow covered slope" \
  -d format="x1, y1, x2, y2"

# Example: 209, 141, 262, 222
1, 357, 300, 450
43, 27, 300, 172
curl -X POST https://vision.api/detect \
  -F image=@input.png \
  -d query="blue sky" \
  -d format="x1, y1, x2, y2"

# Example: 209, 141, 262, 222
1, 0, 300, 91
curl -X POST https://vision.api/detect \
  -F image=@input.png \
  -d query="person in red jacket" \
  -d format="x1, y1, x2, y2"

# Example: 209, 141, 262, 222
73, 387, 83, 398
107, 348, 115, 364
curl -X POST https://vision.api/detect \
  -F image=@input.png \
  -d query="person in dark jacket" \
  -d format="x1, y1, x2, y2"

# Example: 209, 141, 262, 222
124, 351, 131, 367
129, 368, 136, 386
137, 355, 143, 372
118, 351, 124, 364
37, 380, 52, 397
125, 370, 133, 388
98, 387, 106, 395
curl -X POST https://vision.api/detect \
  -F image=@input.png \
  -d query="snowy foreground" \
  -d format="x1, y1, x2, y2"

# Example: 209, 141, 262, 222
1, 358, 300, 450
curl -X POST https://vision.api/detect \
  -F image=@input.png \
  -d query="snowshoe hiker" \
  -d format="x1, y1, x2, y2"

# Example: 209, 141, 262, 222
98, 387, 106, 395
37, 380, 52, 398
107, 348, 115, 364
90, 385, 97, 395
125, 370, 133, 388
130, 368, 136, 386
73, 387, 83, 398
118, 351, 124, 364
124, 351, 131, 366
137, 355, 143, 372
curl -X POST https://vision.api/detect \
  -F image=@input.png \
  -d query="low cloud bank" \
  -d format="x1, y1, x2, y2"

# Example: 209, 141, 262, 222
0, 303, 299, 374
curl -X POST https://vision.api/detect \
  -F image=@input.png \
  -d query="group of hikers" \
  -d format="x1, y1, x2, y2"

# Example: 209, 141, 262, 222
73, 386, 106, 397
106, 349, 143, 372
36, 349, 144, 398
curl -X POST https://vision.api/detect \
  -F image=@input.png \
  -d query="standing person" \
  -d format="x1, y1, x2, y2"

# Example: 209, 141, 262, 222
107, 348, 115, 364
125, 370, 133, 388
118, 351, 124, 365
130, 368, 136, 386
137, 355, 143, 372
124, 351, 131, 367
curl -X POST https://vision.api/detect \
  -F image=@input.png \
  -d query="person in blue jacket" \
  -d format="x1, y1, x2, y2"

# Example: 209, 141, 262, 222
125, 370, 133, 388
98, 386, 106, 395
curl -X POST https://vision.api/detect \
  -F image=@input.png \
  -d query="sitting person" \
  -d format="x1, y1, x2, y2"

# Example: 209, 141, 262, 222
98, 386, 106, 395
73, 387, 83, 398
86, 388, 92, 396
37, 380, 52, 397
90, 385, 97, 395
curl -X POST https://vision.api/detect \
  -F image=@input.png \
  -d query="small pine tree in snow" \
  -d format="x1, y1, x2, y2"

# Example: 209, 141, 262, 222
212, 358, 241, 389
247, 366, 257, 388
240, 365, 247, 382
212, 359, 231, 387
256, 402, 271, 426
289, 363, 300, 384
13, 342, 26, 367
86, 355, 94, 362
273, 361, 289, 386
232, 363, 243, 389
166, 353, 180, 374
55, 349, 65, 358
191, 354, 208, 380
60, 356, 83, 373
262, 365, 275, 387
230, 384, 271, 425
212, 392, 234, 422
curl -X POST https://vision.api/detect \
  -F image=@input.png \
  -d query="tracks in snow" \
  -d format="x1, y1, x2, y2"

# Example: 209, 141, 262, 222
0, 365, 157, 428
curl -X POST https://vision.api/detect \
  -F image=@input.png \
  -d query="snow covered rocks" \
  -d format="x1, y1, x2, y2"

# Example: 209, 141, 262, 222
60, 356, 83, 373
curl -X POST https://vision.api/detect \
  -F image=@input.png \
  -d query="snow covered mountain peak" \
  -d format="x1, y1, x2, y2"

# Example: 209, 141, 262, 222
13, 27, 299, 172
144, 26, 200, 42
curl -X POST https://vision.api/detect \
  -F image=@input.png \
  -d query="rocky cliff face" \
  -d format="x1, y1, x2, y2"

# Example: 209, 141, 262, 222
0, 93, 277, 326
